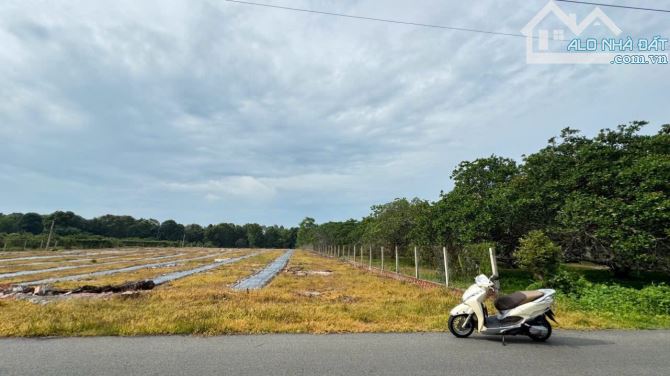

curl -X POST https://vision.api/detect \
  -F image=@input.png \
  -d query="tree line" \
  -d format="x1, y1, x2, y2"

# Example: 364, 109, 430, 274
0, 212, 297, 249
297, 122, 669, 275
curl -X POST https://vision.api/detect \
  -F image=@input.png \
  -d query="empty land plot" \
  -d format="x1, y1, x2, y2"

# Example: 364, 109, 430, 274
0, 252, 167, 271
50, 249, 254, 289
0, 248, 151, 262
0, 251, 184, 277
0, 251, 211, 285
1, 249, 660, 337
14, 250, 233, 287
0, 248, 180, 271
0, 250, 463, 336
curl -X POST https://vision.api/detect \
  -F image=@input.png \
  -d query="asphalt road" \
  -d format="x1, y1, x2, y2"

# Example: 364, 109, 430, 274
1, 330, 668, 376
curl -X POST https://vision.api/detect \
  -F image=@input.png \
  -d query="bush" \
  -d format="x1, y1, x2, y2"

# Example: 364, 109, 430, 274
514, 230, 562, 281
575, 283, 670, 316
526, 274, 670, 316
546, 269, 591, 297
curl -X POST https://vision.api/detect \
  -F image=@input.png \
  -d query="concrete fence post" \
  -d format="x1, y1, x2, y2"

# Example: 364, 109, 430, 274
368, 245, 372, 270
443, 246, 449, 288
395, 245, 399, 274
353, 245, 357, 264
381, 246, 384, 271
45, 219, 55, 249
414, 246, 418, 279
489, 247, 498, 277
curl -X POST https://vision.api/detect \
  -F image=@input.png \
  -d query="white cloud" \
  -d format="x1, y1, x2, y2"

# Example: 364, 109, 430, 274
0, 0, 667, 225
165, 176, 276, 199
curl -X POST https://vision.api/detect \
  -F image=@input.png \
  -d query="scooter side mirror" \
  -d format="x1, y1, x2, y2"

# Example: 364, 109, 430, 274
489, 275, 500, 292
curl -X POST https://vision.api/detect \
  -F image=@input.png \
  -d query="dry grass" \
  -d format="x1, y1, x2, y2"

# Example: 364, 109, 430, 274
0, 249, 667, 336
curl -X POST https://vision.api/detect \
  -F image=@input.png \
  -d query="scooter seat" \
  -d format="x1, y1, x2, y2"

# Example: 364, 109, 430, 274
494, 290, 544, 311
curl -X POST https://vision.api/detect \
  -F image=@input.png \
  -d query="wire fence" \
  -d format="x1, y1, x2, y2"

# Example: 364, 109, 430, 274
313, 243, 496, 289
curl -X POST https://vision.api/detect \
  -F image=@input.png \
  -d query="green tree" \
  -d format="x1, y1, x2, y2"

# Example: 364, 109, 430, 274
184, 224, 205, 244
264, 226, 282, 248
553, 123, 670, 274
18, 213, 44, 234
158, 220, 184, 241
296, 217, 317, 247
514, 230, 562, 281
205, 223, 238, 247
244, 223, 264, 248
433, 156, 521, 253
0, 213, 22, 233
128, 218, 160, 238
43, 211, 86, 235
364, 198, 431, 248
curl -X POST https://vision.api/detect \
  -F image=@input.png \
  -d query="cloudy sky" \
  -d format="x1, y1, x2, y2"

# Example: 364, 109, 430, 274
0, 0, 668, 226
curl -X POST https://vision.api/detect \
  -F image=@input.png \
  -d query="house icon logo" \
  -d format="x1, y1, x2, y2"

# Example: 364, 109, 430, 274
522, 1, 622, 64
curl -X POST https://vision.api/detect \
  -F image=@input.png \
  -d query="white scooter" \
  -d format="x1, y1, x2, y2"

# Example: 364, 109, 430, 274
448, 274, 556, 343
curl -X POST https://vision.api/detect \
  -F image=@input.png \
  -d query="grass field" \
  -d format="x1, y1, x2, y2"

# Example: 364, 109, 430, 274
0, 248, 668, 336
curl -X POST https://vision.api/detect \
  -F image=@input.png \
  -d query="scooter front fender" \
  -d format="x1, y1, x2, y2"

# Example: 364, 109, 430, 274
450, 303, 473, 316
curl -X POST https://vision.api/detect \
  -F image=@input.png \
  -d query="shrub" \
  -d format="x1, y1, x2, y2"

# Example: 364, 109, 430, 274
514, 230, 562, 281
575, 283, 670, 316
546, 269, 591, 297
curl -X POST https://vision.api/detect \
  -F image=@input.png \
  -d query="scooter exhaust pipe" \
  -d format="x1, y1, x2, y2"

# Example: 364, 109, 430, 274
529, 325, 548, 337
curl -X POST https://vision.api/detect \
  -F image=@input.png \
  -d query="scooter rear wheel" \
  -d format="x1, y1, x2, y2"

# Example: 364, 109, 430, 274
527, 316, 552, 342
448, 314, 474, 338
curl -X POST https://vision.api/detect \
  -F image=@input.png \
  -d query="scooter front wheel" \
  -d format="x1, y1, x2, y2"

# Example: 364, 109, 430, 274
448, 314, 474, 338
